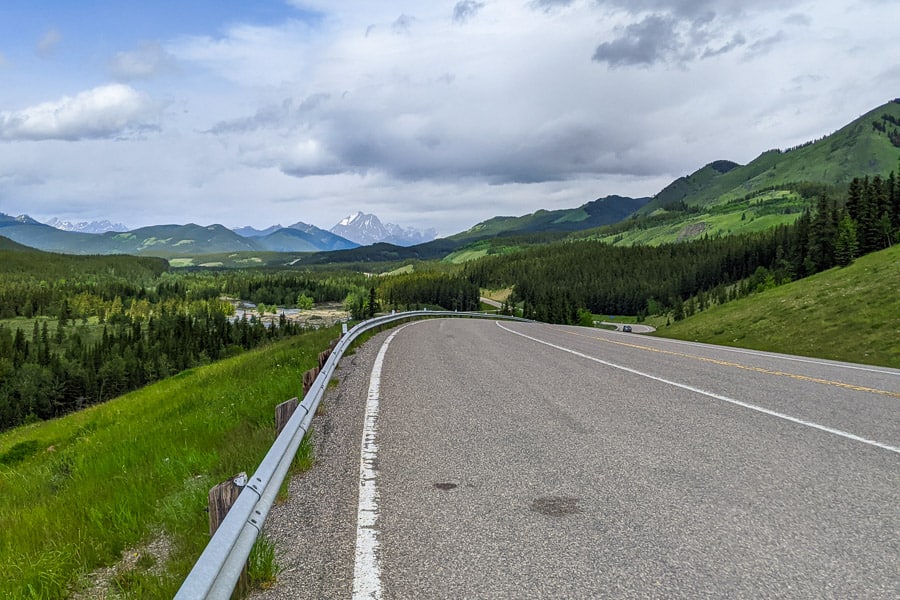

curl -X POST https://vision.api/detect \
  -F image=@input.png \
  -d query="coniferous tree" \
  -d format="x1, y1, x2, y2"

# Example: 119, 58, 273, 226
808, 194, 837, 272
834, 216, 859, 266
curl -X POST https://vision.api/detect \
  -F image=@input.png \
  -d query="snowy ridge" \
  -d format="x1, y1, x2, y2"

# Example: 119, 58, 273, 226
330, 212, 437, 247
46, 217, 128, 233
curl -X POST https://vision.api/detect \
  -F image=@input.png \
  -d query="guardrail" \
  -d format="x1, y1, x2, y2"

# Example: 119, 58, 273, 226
175, 310, 529, 599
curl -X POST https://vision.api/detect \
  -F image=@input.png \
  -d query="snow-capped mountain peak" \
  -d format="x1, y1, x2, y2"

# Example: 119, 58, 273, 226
338, 211, 364, 227
330, 212, 437, 247
46, 217, 128, 234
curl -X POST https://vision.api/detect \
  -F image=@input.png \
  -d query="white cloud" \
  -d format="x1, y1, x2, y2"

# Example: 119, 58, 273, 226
109, 43, 178, 80
36, 28, 62, 57
0, 84, 161, 141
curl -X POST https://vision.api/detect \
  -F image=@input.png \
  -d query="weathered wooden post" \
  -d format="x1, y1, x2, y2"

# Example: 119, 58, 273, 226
274, 397, 299, 437
317, 348, 330, 369
208, 472, 249, 597
302, 367, 319, 395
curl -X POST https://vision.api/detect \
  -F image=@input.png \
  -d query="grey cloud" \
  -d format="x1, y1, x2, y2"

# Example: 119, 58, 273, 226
702, 32, 746, 58
109, 43, 178, 80
593, 1, 800, 19
591, 0, 798, 67
747, 30, 786, 56
593, 14, 683, 67
270, 102, 654, 185
453, 1, 485, 23
392, 14, 414, 33
784, 13, 811, 26
531, 0, 576, 11
205, 94, 330, 135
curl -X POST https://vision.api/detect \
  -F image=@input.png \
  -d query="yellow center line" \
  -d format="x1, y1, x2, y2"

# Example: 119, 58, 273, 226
555, 327, 900, 399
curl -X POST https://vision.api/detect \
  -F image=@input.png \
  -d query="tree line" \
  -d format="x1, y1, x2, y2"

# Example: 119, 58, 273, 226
464, 166, 898, 324
0, 261, 371, 431
0, 298, 309, 431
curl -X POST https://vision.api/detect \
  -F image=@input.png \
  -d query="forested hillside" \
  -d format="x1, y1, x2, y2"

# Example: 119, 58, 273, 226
0, 245, 370, 431
464, 168, 899, 324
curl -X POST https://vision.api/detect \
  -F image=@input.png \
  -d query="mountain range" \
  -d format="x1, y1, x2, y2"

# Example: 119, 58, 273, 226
330, 211, 438, 246
45, 218, 128, 234
3, 99, 898, 261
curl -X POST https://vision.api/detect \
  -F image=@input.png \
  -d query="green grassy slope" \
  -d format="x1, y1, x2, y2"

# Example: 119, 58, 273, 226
589, 189, 806, 246
643, 99, 900, 214
449, 195, 649, 243
0, 327, 339, 599
653, 245, 900, 368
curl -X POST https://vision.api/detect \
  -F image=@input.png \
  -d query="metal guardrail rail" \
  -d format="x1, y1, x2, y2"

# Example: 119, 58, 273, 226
175, 310, 529, 599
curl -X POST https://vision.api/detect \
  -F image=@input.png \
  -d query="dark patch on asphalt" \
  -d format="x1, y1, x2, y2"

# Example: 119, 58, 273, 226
530, 496, 581, 517
434, 482, 458, 491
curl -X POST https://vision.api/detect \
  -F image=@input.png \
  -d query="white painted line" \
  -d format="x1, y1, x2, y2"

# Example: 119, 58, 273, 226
631, 333, 900, 376
352, 324, 409, 600
497, 322, 900, 455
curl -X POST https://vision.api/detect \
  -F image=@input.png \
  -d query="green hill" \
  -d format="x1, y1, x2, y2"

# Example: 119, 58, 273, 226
0, 235, 168, 279
653, 245, 900, 368
581, 99, 900, 246
644, 99, 900, 214
450, 195, 650, 243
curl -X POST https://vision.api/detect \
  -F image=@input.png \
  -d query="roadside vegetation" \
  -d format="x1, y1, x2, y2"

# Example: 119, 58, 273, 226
0, 326, 339, 599
653, 245, 900, 368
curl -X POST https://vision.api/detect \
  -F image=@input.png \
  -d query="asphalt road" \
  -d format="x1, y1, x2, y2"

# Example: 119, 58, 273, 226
256, 318, 899, 599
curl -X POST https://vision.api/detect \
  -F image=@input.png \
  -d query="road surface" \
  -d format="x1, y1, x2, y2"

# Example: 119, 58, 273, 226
255, 318, 899, 599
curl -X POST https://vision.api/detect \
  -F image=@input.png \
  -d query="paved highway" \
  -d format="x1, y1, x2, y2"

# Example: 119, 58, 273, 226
255, 318, 899, 599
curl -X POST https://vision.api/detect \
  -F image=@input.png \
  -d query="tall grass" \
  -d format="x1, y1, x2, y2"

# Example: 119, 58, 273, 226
0, 326, 340, 599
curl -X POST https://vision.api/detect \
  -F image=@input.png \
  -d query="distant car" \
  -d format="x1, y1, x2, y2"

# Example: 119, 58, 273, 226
622, 325, 633, 332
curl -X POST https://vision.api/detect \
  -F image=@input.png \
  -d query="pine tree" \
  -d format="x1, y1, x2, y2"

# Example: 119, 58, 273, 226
808, 194, 836, 272
846, 177, 863, 221
834, 216, 859, 266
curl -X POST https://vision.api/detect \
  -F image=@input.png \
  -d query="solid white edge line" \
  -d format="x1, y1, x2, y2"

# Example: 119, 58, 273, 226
352, 323, 414, 600
497, 322, 900, 455
622, 331, 900, 376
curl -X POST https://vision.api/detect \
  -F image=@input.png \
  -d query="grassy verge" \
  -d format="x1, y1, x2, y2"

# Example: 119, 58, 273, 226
653, 245, 900, 368
0, 325, 340, 599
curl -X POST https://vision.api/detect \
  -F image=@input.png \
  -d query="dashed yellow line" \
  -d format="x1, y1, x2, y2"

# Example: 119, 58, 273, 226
556, 327, 900, 399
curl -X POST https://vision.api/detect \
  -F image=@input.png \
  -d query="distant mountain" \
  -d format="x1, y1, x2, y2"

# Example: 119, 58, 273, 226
0, 214, 112, 253
233, 221, 357, 251
46, 217, 127, 234
0, 216, 263, 256
449, 195, 651, 243
233, 224, 283, 237
0, 214, 359, 256
331, 212, 437, 246
257, 221, 358, 252
384, 222, 438, 246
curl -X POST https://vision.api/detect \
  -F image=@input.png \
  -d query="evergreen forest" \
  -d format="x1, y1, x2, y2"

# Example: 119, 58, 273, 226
0, 250, 370, 431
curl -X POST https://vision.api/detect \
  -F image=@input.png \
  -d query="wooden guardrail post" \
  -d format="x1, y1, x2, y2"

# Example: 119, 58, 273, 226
275, 398, 299, 437
302, 367, 319, 395
208, 472, 249, 598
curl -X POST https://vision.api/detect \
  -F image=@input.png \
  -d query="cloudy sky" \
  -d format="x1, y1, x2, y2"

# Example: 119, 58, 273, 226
1, 0, 898, 235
